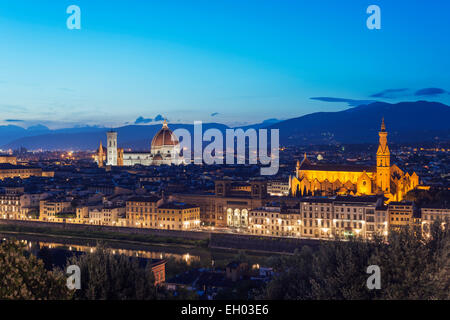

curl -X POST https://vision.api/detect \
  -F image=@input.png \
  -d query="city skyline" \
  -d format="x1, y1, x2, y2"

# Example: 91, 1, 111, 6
1, 0, 450, 129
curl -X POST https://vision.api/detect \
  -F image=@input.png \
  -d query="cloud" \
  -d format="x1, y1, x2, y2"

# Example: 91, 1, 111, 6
135, 116, 153, 124
370, 88, 409, 98
4, 119, 24, 122
415, 87, 447, 96
310, 97, 376, 107
211, 112, 219, 117
154, 114, 164, 121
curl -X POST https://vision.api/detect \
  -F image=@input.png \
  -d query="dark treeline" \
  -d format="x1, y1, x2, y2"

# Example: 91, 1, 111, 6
259, 221, 449, 300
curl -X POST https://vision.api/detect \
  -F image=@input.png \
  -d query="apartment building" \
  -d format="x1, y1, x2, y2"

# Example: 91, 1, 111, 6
267, 181, 290, 197
248, 195, 387, 240
388, 201, 414, 229
248, 205, 301, 237
39, 198, 73, 221
126, 195, 200, 230
421, 206, 450, 235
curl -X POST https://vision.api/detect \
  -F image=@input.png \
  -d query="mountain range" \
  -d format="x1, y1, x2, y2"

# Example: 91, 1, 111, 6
1, 101, 449, 151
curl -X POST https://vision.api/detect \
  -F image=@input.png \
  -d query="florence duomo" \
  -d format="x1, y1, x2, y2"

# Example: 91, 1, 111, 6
95, 120, 184, 167
289, 118, 419, 202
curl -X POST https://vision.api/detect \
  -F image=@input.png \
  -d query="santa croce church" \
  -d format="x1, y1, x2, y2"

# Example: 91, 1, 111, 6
289, 119, 419, 202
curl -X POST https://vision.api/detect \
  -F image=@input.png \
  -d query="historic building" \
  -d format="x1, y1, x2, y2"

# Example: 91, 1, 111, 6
125, 195, 200, 230
248, 205, 301, 237
290, 119, 419, 202
0, 163, 47, 180
247, 195, 389, 240
174, 180, 269, 227
388, 201, 415, 229
95, 120, 183, 167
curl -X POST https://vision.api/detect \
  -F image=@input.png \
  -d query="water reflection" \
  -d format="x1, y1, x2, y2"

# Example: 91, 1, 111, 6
5, 237, 201, 266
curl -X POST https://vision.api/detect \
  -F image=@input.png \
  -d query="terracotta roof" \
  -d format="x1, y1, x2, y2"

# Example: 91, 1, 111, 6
151, 122, 179, 147
299, 163, 376, 173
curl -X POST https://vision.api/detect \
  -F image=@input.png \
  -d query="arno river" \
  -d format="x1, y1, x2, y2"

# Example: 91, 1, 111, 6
0, 232, 272, 271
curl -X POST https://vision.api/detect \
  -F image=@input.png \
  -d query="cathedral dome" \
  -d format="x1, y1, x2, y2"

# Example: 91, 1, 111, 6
151, 121, 179, 148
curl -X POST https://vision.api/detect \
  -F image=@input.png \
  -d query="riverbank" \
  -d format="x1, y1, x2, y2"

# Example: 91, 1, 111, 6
0, 219, 321, 254
0, 223, 209, 248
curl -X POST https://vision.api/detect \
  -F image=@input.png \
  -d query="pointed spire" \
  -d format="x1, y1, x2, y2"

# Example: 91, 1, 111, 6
162, 119, 168, 128
381, 117, 386, 132
304, 152, 307, 160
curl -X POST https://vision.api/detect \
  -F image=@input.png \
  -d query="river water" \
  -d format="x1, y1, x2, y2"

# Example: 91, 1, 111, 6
0, 232, 272, 271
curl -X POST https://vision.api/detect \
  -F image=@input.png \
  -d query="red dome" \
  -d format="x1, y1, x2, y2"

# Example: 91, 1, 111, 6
151, 121, 179, 147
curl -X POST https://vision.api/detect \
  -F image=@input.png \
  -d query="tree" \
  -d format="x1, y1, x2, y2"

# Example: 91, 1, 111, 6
261, 222, 449, 300
68, 244, 164, 300
0, 240, 72, 300
260, 246, 314, 300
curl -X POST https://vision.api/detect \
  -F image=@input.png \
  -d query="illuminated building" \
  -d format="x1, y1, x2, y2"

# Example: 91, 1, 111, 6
388, 201, 414, 229
96, 121, 183, 167
39, 198, 72, 221
174, 180, 268, 227
94, 141, 106, 168
0, 154, 17, 165
290, 119, 419, 202
420, 206, 450, 235
126, 196, 200, 230
247, 196, 388, 240
248, 205, 301, 237
0, 190, 44, 220
0, 163, 44, 180
267, 180, 290, 196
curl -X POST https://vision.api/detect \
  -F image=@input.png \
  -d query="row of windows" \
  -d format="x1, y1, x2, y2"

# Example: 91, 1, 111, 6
129, 214, 199, 222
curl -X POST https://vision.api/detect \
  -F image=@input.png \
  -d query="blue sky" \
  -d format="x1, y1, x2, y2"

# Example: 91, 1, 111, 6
0, 0, 449, 128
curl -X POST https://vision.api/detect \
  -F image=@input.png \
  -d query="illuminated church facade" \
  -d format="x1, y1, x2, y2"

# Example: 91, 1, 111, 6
95, 121, 184, 167
289, 119, 419, 202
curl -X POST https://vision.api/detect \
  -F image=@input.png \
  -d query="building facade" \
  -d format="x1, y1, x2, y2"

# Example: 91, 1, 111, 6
290, 119, 419, 202
247, 196, 388, 240
421, 206, 450, 236
388, 201, 414, 229
96, 121, 183, 167
267, 180, 290, 196
248, 205, 301, 237
174, 180, 269, 227
126, 195, 200, 230
0, 164, 44, 180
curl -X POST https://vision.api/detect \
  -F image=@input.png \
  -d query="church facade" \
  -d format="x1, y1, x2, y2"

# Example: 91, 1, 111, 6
95, 121, 184, 167
289, 119, 419, 202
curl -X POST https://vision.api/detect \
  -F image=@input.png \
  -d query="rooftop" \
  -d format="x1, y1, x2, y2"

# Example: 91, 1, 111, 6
127, 195, 160, 203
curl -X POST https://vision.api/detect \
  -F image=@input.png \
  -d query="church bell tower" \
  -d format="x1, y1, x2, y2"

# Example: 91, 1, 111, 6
106, 130, 118, 166
376, 118, 390, 193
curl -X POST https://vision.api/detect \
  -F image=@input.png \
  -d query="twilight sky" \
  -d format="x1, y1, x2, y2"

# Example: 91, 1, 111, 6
0, 0, 449, 128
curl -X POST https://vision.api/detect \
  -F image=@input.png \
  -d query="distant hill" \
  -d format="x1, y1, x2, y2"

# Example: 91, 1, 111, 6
0, 124, 106, 147
266, 101, 450, 145
2, 101, 449, 150
3, 123, 230, 151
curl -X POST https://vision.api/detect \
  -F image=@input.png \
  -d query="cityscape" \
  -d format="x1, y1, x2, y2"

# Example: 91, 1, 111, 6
0, 0, 449, 310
